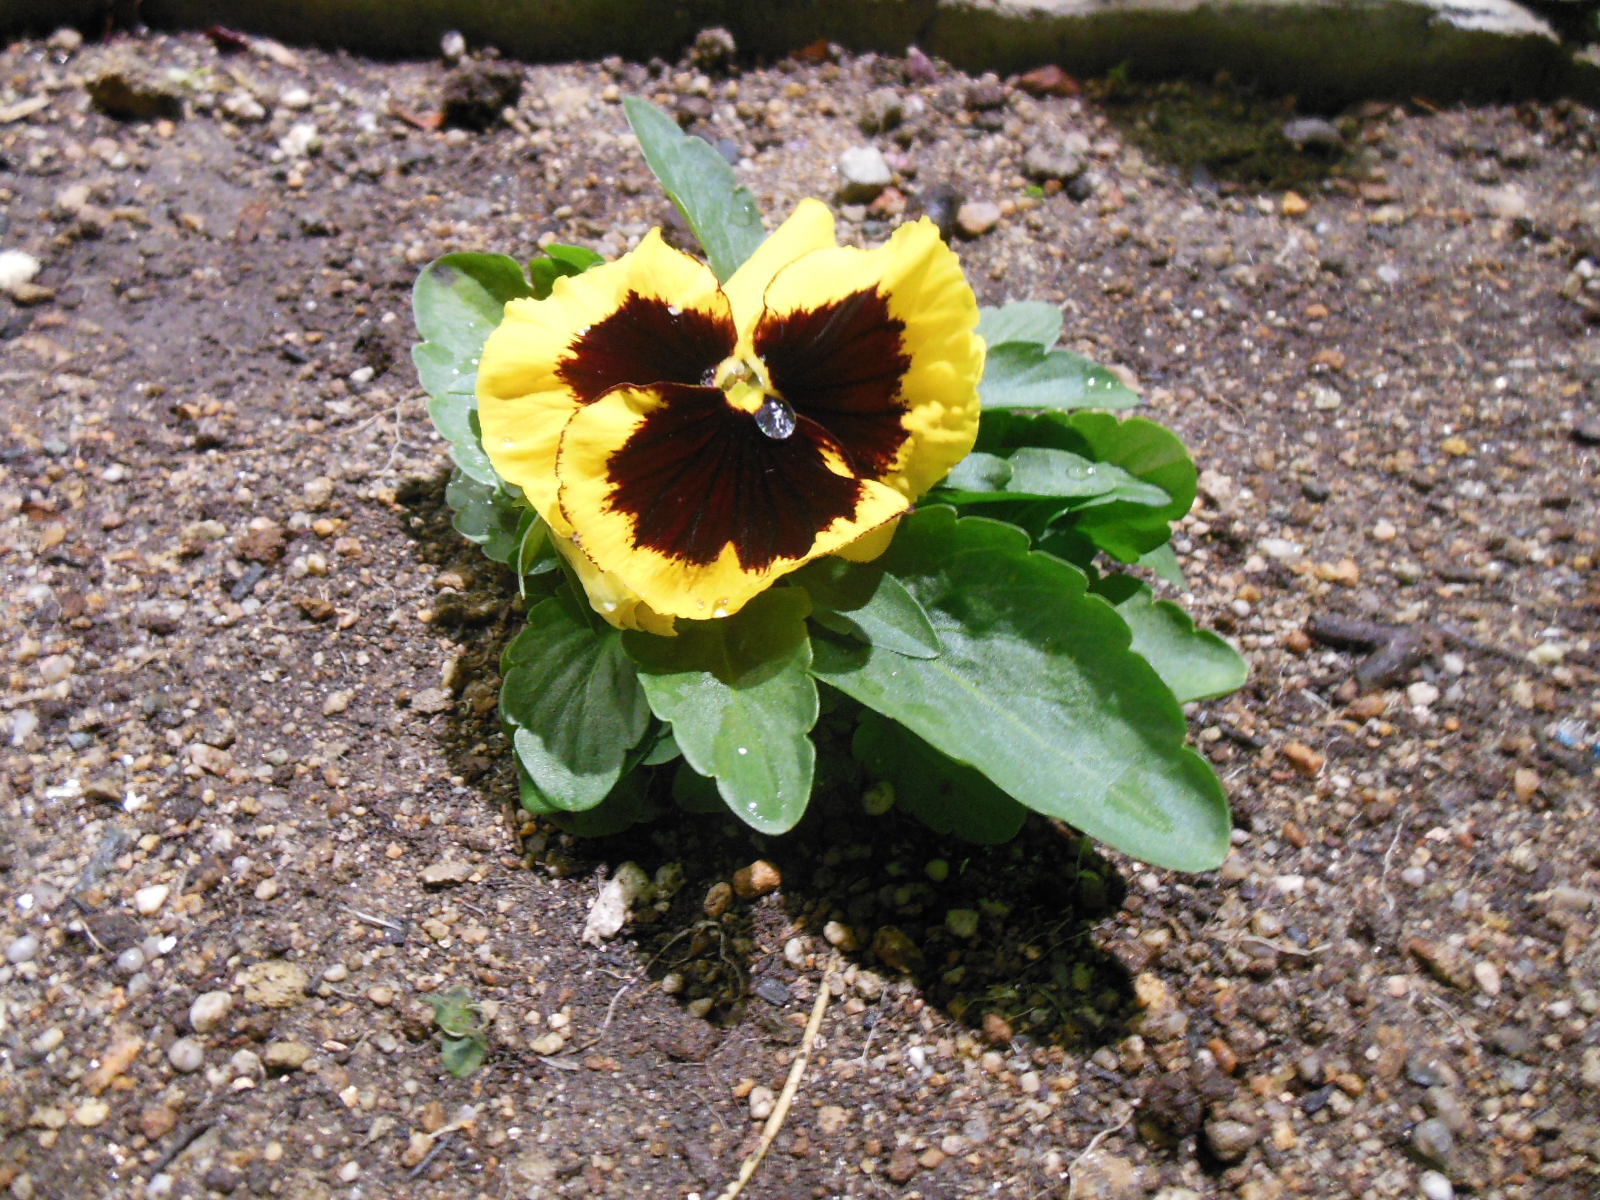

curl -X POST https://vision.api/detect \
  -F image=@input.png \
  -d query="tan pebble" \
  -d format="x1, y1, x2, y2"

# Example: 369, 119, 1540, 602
1473, 960, 1502, 996
1513, 768, 1539, 803
1280, 191, 1308, 217
529, 1032, 566, 1056
139, 1105, 177, 1140
822, 919, 857, 951
1280, 741, 1325, 777
1133, 972, 1172, 1013
817, 1105, 849, 1134
133, 884, 169, 915
732, 859, 781, 899
918, 1147, 946, 1169
243, 960, 309, 1008
85, 1034, 144, 1094
322, 690, 352, 716
1346, 694, 1389, 720
982, 1011, 1013, 1045
956, 200, 1001, 237
263, 1041, 313, 1072
73, 1099, 111, 1127
871, 925, 923, 973
400, 1131, 434, 1168
1441, 436, 1471, 456
748, 1085, 776, 1121
703, 881, 733, 918
189, 990, 233, 1033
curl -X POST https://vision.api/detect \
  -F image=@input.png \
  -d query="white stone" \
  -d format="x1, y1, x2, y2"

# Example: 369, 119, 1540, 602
189, 990, 235, 1033
0, 249, 41, 295
134, 884, 170, 915
6, 934, 39, 964
168, 1036, 205, 1073
1407, 681, 1440, 708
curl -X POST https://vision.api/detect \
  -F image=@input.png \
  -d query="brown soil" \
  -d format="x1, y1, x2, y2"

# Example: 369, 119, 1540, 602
2, 27, 1598, 1200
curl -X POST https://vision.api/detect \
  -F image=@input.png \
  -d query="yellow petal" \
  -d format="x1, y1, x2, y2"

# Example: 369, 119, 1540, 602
550, 531, 676, 635
556, 384, 910, 619
756, 217, 984, 503
833, 518, 900, 563
722, 198, 837, 337
476, 230, 729, 533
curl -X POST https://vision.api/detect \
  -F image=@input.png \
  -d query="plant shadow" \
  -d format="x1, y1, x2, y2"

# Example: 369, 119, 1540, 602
1095, 76, 1366, 193
396, 468, 1139, 1055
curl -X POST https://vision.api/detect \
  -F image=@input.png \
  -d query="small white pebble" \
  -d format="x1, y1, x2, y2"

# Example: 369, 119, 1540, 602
133, 884, 169, 915
1406, 681, 1439, 708
168, 1037, 205, 1073
190, 990, 235, 1034
748, 1085, 776, 1121
6, 934, 40, 964
0, 248, 42, 294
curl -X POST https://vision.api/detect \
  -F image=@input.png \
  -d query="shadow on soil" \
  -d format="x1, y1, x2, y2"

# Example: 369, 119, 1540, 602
1097, 77, 1365, 192
396, 471, 1138, 1053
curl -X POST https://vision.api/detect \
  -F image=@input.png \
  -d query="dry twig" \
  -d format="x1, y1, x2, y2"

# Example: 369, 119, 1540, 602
715, 978, 833, 1200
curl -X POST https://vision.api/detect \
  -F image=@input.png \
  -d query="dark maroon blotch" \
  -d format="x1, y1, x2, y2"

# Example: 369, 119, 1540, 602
558, 292, 733, 404
604, 384, 866, 572
755, 287, 911, 479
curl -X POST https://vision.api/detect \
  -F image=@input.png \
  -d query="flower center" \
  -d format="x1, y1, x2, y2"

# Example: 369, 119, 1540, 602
713, 355, 795, 440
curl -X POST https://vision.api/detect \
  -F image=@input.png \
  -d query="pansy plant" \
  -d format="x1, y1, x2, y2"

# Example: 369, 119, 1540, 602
412, 98, 1245, 872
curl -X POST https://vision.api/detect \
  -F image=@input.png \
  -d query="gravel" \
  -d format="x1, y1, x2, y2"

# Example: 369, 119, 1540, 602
0, 26, 1597, 1200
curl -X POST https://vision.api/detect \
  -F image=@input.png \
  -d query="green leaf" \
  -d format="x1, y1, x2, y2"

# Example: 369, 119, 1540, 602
1007, 448, 1167, 508
810, 508, 1231, 871
853, 711, 1027, 843
1137, 542, 1185, 589
672, 761, 725, 814
794, 559, 940, 660
413, 252, 533, 485
1094, 577, 1247, 704
513, 510, 557, 585
445, 470, 526, 563
502, 593, 652, 813
528, 243, 605, 299
413, 252, 532, 374
423, 989, 488, 1078
441, 1035, 487, 1077
424, 988, 483, 1038
623, 97, 766, 282
1060, 412, 1196, 562
980, 343, 1140, 411
542, 767, 662, 836
639, 726, 681, 766
425, 391, 498, 486
977, 301, 1063, 350
942, 451, 1013, 494
624, 589, 817, 834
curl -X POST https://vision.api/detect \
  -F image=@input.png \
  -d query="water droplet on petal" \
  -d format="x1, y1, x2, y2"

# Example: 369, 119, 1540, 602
754, 396, 796, 440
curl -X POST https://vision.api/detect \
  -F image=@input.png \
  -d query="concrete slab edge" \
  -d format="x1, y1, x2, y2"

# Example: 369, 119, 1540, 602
3, 0, 1598, 105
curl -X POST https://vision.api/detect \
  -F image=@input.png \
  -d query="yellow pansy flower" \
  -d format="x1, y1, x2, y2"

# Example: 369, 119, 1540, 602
477, 199, 984, 630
